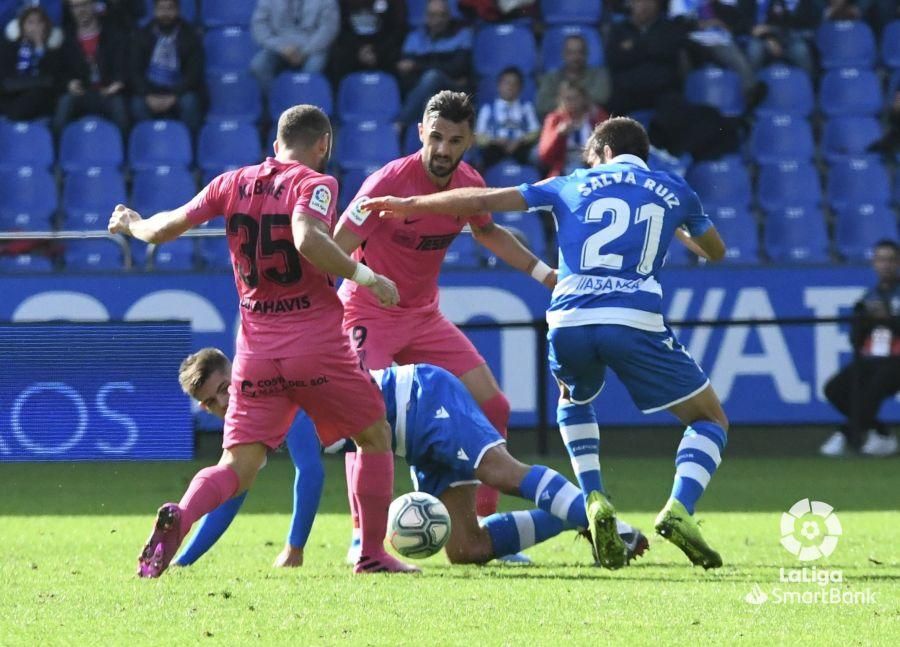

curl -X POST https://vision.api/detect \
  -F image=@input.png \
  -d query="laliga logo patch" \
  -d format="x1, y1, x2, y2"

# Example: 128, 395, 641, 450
348, 195, 371, 226
309, 184, 332, 216
780, 498, 842, 561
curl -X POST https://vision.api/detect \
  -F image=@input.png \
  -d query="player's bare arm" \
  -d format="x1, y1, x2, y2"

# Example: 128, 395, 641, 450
688, 227, 727, 263
362, 186, 528, 219
292, 212, 400, 306
470, 221, 556, 289
107, 203, 194, 244
674, 227, 712, 260
333, 222, 365, 255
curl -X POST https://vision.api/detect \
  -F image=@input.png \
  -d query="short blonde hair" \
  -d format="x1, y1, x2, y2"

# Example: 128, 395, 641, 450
178, 348, 229, 398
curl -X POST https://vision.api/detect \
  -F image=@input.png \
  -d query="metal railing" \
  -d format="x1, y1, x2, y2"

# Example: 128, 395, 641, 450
0, 228, 227, 270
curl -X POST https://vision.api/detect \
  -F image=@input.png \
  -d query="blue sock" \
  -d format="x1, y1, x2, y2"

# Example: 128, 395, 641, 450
519, 465, 588, 528
557, 401, 604, 499
174, 490, 248, 566
670, 421, 727, 515
285, 413, 325, 549
482, 510, 565, 557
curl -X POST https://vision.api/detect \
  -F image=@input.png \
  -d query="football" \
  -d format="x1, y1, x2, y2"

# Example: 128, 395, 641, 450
387, 492, 452, 559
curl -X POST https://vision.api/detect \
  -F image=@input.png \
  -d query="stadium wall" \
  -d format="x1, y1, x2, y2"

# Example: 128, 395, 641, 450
2, 266, 895, 428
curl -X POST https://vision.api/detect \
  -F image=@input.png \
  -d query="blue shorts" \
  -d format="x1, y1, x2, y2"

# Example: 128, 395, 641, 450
548, 324, 709, 413
406, 365, 505, 497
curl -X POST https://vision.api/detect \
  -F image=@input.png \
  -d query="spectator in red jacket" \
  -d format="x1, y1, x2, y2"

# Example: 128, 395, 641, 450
537, 80, 607, 178
53, 0, 129, 134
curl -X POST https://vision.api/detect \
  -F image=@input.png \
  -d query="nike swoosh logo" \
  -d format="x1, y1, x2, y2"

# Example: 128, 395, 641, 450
403, 218, 422, 225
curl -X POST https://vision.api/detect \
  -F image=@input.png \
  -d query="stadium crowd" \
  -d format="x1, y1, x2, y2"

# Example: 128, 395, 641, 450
0, 0, 899, 271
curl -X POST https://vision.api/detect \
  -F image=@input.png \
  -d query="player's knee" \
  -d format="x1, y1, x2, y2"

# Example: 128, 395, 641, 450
475, 446, 527, 495
220, 444, 267, 491
352, 418, 392, 452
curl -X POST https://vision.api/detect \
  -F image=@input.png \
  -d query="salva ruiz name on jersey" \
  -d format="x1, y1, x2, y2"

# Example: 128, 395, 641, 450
577, 172, 681, 208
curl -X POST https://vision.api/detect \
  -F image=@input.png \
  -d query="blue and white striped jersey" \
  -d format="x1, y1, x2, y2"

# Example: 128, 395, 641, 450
518, 154, 713, 332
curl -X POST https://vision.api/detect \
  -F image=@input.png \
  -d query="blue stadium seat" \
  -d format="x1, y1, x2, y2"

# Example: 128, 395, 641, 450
128, 120, 193, 171
686, 155, 752, 209
0, 166, 57, 230
685, 67, 744, 117
541, 25, 604, 71
203, 28, 257, 74
406, 0, 461, 27
827, 157, 891, 213
473, 24, 537, 78
62, 167, 127, 230
131, 167, 198, 216
818, 68, 882, 118
0, 253, 54, 273
883, 20, 900, 69
206, 72, 262, 123
541, 0, 602, 24
749, 114, 814, 165
895, 170, 900, 207
442, 233, 481, 269
199, 236, 231, 270
64, 239, 126, 271
756, 65, 814, 118
197, 121, 262, 176
628, 109, 655, 130
476, 74, 537, 104
338, 165, 382, 210
150, 238, 197, 270
143, 0, 195, 23
483, 161, 541, 188
492, 213, 546, 260
647, 148, 690, 177
335, 120, 400, 171
663, 239, 694, 267
403, 125, 421, 155
764, 205, 830, 263
0, 120, 54, 170
835, 203, 898, 261
820, 117, 882, 163
815, 20, 876, 69
708, 205, 759, 263
336, 72, 401, 123
756, 162, 821, 213
201, 0, 253, 27
59, 118, 123, 173
270, 72, 333, 120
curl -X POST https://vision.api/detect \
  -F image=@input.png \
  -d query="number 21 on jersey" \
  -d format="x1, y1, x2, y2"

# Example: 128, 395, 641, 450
580, 197, 666, 275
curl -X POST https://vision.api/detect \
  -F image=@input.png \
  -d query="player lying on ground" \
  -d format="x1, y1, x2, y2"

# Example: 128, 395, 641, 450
362, 117, 729, 570
175, 348, 649, 566
110, 104, 418, 577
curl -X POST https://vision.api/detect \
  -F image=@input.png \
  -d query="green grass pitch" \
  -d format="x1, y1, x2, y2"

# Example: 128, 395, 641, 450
1, 454, 897, 645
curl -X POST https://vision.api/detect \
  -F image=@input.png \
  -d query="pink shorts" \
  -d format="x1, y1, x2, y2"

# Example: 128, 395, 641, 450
342, 305, 486, 376
224, 338, 386, 449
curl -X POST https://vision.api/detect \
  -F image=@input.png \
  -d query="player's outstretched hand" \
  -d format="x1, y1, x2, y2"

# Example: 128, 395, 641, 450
108, 204, 141, 237
369, 273, 400, 307
359, 196, 414, 219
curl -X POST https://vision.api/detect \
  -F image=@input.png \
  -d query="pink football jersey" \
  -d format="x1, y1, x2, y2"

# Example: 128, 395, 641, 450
336, 152, 492, 310
185, 157, 343, 358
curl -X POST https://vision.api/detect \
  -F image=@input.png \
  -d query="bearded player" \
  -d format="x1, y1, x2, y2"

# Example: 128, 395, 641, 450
333, 91, 557, 562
